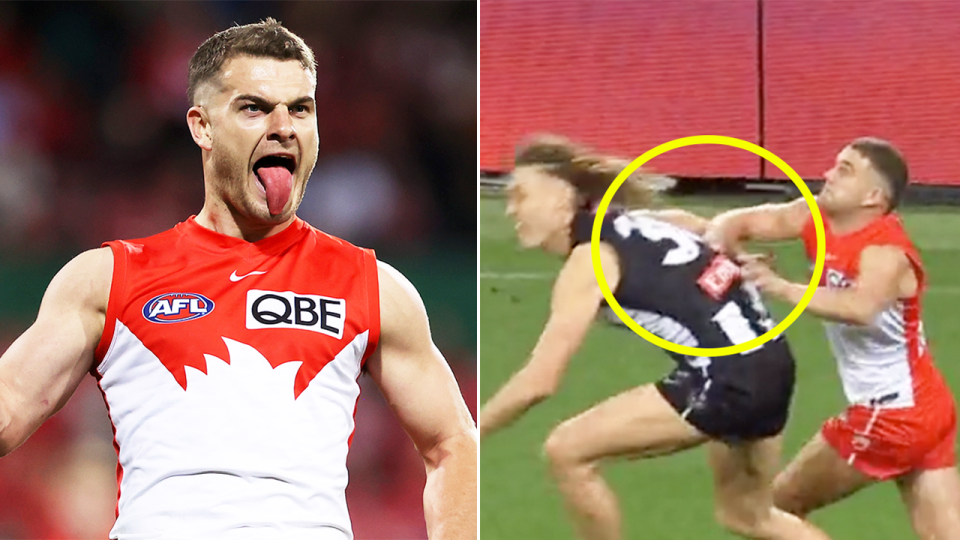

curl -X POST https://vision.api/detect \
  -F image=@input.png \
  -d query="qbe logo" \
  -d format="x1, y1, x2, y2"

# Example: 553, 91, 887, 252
143, 293, 215, 323
246, 290, 346, 338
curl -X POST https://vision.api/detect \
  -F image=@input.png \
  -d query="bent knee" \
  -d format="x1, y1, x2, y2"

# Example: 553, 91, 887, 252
543, 430, 574, 466
543, 427, 590, 473
714, 505, 772, 539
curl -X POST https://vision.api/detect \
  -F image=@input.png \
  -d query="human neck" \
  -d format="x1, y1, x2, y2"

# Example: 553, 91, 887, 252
826, 207, 886, 235
195, 199, 295, 243
544, 237, 572, 256
544, 225, 575, 256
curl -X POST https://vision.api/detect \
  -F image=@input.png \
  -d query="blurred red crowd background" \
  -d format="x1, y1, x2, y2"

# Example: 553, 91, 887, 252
481, 0, 960, 185
0, 2, 477, 538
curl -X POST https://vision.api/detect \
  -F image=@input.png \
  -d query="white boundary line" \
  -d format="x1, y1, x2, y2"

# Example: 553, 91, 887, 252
479, 272, 960, 294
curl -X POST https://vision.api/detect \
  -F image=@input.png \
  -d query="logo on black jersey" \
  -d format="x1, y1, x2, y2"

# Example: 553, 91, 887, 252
245, 290, 346, 338
697, 255, 740, 300
142, 293, 215, 323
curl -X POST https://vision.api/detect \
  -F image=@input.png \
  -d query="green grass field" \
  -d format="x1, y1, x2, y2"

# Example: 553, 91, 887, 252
479, 195, 960, 539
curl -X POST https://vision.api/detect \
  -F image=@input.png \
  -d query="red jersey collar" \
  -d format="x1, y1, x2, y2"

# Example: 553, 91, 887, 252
178, 215, 309, 255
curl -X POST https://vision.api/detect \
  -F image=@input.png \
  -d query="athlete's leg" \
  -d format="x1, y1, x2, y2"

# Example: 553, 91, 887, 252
708, 437, 832, 540
896, 468, 960, 540
542, 383, 708, 540
772, 432, 875, 517
896, 397, 960, 540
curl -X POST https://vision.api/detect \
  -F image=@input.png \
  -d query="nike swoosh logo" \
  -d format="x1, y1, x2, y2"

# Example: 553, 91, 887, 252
230, 270, 267, 282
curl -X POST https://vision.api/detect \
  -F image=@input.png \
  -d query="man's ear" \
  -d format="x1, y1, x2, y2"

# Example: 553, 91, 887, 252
186, 105, 213, 152
867, 172, 892, 210
873, 186, 893, 211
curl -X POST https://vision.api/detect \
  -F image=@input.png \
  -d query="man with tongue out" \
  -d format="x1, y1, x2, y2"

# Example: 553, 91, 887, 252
254, 158, 295, 217
0, 18, 477, 540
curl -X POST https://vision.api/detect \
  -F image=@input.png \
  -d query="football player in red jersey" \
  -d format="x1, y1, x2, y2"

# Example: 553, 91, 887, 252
708, 138, 960, 540
0, 19, 476, 540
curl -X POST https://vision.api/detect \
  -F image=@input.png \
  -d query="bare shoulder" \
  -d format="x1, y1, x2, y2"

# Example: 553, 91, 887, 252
564, 242, 616, 281
566, 243, 594, 266
553, 243, 619, 306
860, 243, 909, 261
859, 244, 913, 278
376, 260, 429, 336
631, 207, 709, 235
45, 247, 114, 314
858, 244, 917, 298
70, 246, 113, 281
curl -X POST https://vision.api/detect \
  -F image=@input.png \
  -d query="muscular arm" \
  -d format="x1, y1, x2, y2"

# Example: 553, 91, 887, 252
743, 245, 911, 326
0, 247, 111, 455
705, 197, 812, 252
367, 262, 477, 540
632, 208, 710, 236
478, 242, 619, 439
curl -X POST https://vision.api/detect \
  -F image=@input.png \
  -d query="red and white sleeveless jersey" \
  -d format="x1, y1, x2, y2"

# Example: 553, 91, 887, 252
94, 217, 379, 540
801, 213, 946, 409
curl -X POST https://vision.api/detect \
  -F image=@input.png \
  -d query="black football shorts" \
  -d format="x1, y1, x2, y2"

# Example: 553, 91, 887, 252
655, 339, 797, 443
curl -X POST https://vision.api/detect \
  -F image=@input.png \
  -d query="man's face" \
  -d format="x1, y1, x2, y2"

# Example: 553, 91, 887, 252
819, 146, 887, 215
195, 55, 319, 224
506, 166, 575, 250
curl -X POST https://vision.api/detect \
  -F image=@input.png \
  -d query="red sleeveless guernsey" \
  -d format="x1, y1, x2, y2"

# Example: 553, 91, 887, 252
801, 213, 957, 479
800, 212, 941, 408
94, 216, 379, 540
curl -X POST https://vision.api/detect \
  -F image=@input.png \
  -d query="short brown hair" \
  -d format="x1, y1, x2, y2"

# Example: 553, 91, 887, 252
515, 134, 668, 209
849, 137, 909, 212
187, 18, 317, 104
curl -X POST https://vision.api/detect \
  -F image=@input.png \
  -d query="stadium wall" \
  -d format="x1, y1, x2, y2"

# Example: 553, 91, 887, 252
480, 0, 960, 188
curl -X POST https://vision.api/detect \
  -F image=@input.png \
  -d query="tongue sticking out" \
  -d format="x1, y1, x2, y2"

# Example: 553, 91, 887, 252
256, 166, 293, 215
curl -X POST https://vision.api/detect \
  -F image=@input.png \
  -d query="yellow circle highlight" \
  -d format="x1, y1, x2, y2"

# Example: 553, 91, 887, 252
591, 135, 824, 357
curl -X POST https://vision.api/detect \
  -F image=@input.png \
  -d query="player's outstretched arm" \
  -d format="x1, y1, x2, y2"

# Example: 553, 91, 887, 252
0, 247, 111, 456
705, 197, 811, 253
632, 208, 710, 236
478, 242, 619, 439
367, 261, 477, 540
742, 245, 909, 325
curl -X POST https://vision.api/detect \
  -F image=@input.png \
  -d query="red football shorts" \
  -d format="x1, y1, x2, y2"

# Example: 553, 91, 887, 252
822, 395, 957, 480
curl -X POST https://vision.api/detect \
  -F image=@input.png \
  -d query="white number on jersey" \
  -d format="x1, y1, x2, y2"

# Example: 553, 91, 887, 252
712, 291, 776, 354
712, 302, 761, 353
713, 302, 757, 343
742, 282, 776, 331
612, 214, 701, 266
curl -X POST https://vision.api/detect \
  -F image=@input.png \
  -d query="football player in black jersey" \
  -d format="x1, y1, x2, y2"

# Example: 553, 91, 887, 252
479, 135, 831, 540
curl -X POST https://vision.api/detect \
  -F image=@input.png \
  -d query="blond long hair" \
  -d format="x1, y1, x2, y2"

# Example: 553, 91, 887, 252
514, 134, 673, 210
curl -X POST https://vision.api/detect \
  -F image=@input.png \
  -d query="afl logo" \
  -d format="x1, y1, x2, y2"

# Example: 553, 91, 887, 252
142, 293, 215, 324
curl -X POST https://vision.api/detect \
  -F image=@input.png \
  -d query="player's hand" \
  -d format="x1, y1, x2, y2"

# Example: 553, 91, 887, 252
703, 220, 734, 254
704, 218, 753, 260
734, 252, 775, 266
740, 258, 789, 298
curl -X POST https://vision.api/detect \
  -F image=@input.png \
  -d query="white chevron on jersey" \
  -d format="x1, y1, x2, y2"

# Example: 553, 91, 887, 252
604, 306, 713, 368
611, 307, 699, 347
823, 298, 923, 408
98, 320, 367, 539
